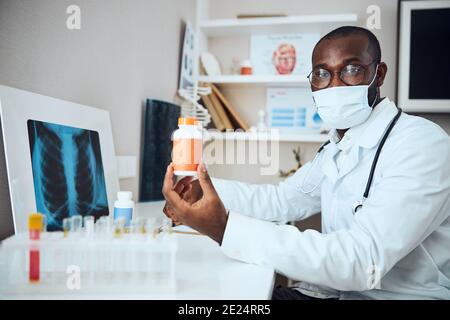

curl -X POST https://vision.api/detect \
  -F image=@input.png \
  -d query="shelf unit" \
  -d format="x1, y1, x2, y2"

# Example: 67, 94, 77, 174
199, 14, 358, 36
198, 74, 309, 87
195, 0, 358, 142
203, 131, 329, 143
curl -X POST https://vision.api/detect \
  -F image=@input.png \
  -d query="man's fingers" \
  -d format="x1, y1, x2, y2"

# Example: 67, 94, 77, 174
179, 176, 193, 187
163, 203, 179, 223
165, 205, 182, 224
174, 176, 193, 195
197, 163, 218, 197
181, 183, 193, 199
162, 164, 189, 214
162, 163, 175, 195
163, 204, 170, 218
173, 180, 186, 195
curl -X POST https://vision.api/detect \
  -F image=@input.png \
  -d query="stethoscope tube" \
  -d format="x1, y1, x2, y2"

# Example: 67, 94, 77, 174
317, 107, 402, 214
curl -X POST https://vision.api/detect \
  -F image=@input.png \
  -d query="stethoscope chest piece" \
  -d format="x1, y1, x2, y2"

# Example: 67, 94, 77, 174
352, 201, 363, 214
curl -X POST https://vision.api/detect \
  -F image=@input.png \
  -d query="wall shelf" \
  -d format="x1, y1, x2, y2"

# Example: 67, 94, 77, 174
195, 1, 351, 149
199, 14, 358, 36
204, 131, 328, 143
198, 74, 310, 87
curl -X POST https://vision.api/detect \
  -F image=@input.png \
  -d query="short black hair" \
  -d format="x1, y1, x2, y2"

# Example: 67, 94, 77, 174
313, 26, 381, 63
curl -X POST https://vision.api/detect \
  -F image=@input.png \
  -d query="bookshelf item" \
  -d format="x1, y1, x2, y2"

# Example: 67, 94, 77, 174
237, 14, 287, 19
240, 59, 253, 75
201, 94, 225, 131
250, 33, 320, 76
211, 84, 249, 131
200, 52, 222, 76
209, 90, 234, 130
267, 88, 322, 133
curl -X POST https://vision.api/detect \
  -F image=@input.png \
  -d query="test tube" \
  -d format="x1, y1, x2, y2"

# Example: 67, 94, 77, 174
28, 213, 43, 283
145, 217, 156, 238
105, 216, 113, 234
138, 217, 146, 234
71, 215, 82, 233
162, 217, 173, 234
63, 218, 71, 237
41, 214, 47, 233
114, 217, 126, 238
130, 217, 143, 235
84, 216, 94, 238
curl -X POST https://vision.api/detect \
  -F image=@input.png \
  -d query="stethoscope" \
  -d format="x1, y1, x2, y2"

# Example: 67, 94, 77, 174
315, 107, 403, 214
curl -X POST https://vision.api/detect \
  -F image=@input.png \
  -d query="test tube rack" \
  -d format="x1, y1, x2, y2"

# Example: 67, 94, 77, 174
0, 231, 178, 297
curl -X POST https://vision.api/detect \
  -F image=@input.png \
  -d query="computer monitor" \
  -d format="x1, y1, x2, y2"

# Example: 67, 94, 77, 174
0, 119, 14, 240
398, 0, 450, 112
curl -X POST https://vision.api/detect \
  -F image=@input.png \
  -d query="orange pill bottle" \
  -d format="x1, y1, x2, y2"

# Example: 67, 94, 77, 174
172, 118, 203, 176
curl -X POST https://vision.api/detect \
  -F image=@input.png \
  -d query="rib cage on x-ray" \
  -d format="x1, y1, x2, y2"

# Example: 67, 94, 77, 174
27, 120, 109, 231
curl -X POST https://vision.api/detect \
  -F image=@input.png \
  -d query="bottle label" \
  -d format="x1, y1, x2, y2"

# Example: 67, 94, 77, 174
114, 207, 133, 226
173, 138, 202, 172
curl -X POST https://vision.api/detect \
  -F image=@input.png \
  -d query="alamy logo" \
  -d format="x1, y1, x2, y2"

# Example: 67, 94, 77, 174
366, 264, 381, 290
66, 265, 81, 290
366, 5, 381, 30
66, 5, 81, 30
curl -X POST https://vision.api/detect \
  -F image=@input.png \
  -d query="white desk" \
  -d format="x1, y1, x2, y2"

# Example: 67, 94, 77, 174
1, 202, 275, 300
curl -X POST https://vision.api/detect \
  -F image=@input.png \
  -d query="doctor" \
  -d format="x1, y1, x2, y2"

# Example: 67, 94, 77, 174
163, 26, 450, 300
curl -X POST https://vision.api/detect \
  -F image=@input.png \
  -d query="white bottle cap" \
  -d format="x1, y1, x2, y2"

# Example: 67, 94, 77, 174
241, 59, 252, 68
117, 191, 133, 201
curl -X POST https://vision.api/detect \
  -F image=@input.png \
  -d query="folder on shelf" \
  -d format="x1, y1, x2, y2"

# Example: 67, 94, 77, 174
209, 90, 234, 130
201, 94, 226, 131
211, 84, 249, 131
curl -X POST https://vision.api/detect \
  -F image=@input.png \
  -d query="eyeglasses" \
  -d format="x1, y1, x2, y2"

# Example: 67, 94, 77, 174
307, 61, 379, 90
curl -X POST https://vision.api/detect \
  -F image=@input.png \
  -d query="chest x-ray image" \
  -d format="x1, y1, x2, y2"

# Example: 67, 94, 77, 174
27, 120, 109, 231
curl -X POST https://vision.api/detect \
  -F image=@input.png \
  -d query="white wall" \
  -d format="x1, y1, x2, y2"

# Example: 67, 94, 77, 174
0, 0, 195, 192
0, 0, 195, 238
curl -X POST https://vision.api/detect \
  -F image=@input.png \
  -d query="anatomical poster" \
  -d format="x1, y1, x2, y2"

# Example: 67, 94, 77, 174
250, 33, 320, 76
27, 120, 109, 231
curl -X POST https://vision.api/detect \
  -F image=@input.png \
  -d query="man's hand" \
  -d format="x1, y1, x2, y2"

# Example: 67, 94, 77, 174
162, 163, 228, 245
163, 177, 203, 224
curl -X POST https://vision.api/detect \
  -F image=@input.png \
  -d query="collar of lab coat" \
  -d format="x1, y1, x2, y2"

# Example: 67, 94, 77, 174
321, 97, 399, 183
328, 97, 398, 149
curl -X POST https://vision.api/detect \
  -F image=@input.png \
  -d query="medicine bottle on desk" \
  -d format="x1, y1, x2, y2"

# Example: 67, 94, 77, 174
114, 191, 134, 227
172, 117, 202, 176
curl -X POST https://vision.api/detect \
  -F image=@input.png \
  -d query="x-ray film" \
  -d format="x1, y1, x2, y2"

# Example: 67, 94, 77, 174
27, 120, 109, 231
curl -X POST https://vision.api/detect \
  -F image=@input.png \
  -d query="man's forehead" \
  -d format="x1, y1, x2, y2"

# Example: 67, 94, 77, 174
312, 35, 373, 67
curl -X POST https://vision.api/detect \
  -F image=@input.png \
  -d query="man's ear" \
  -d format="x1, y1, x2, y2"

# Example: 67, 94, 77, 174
377, 62, 388, 87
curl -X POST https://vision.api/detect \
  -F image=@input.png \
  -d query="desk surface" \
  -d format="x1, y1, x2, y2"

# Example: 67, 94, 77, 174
2, 202, 275, 300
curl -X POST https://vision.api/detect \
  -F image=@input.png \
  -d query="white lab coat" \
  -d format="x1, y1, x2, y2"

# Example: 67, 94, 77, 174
213, 97, 450, 299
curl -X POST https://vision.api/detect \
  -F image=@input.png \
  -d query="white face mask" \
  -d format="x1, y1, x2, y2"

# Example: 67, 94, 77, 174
312, 65, 379, 129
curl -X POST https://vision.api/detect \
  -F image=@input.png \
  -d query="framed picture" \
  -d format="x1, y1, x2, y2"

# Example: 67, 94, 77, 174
0, 85, 119, 232
250, 33, 320, 76
178, 22, 197, 91
267, 88, 322, 133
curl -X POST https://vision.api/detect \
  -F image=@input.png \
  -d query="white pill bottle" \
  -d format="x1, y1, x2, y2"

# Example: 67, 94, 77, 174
172, 117, 203, 176
114, 191, 134, 226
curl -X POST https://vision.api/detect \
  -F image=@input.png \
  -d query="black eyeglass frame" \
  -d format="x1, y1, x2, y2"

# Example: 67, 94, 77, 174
307, 60, 380, 89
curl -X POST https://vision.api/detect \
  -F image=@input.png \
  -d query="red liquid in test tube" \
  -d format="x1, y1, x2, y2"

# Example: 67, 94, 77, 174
28, 213, 43, 283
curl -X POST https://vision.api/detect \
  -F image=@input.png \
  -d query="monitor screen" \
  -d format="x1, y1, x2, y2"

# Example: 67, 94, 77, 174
409, 8, 450, 100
